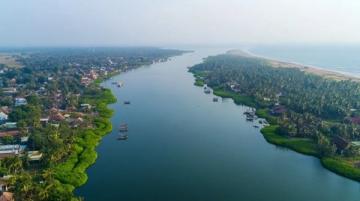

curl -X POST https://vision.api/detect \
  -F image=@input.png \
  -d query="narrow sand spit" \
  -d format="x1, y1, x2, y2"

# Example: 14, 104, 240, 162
227, 49, 360, 82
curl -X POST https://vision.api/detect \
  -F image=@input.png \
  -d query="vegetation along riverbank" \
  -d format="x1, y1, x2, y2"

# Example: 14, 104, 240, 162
0, 47, 185, 200
189, 51, 360, 182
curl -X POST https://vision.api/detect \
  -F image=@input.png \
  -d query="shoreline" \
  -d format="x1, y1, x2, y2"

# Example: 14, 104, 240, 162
54, 75, 117, 193
214, 86, 360, 182
227, 49, 360, 82
190, 71, 360, 182
68, 55, 185, 198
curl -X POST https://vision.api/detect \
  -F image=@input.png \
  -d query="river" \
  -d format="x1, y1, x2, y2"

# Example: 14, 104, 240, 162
76, 48, 360, 201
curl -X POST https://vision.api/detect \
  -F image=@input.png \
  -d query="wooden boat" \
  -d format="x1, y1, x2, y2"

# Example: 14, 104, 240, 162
117, 134, 128, 140
119, 127, 128, 132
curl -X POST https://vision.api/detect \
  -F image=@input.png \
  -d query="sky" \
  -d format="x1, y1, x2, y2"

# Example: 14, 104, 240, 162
1, 0, 360, 46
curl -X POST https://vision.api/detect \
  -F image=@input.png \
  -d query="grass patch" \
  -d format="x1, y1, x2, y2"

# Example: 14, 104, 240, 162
194, 78, 205, 87
212, 88, 256, 107
321, 157, 360, 182
260, 125, 319, 156
255, 108, 277, 124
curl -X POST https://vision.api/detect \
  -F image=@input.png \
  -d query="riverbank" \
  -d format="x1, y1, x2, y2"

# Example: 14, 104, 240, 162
227, 49, 360, 82
53, 78, 117, 195
55, 56, 188, 198
195, 83, 360, 182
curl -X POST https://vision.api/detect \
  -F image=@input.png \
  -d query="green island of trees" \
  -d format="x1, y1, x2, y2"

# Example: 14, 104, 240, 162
190, 53, 360, 182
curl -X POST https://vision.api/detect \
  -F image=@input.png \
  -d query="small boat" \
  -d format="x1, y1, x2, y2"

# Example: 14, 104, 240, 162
117, 81, 124, 88
124, 101, 131, 105
111, 81, 117, 85
246, 117, 254, 121
213, 97, 218, 102
119, 127, 128, 132
254, 125, 259, 128
259, 120, 263, 124
119, 125, 128, 129
117, 134, 128, 140
120, 123, 128, 127
244, 110, 256, 116
204, 89, 211, 94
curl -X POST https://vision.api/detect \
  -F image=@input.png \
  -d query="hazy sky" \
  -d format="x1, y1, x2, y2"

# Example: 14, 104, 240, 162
1, 0, 360, 46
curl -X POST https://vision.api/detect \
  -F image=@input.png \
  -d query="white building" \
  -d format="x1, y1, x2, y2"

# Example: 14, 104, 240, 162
0, 112, 7, 121
15, 97, 27, 106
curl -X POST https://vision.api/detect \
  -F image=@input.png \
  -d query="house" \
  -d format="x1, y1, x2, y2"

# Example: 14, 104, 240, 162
271, 105, 287, 115
0, 176, 12, 192
27, 151, 43, 161
40, 118, 49, 126
20, 136, 29, 144
0, 192, 13, 201
14, 98, 27, 107
351, 141, 360, 147
347, 117, 360, 125
0, 145, 22, 158
228, 83, 241, 92
50, 113, 65, 122
49, 108, 65, 122
0, 107, 10, 115
0, 180, 8, 192
0, 130, 20, 138
332, 135, 350, 151
0, 112, 7, 122
1, 123, 16, 130
1, 88, 16, 95
80, 104, 91, 109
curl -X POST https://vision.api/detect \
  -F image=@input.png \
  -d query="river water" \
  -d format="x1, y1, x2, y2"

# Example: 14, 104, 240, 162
77, 48, 360, 201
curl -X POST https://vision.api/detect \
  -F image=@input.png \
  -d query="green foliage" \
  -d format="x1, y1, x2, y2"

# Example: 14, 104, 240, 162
213, 87, 256, 107
190, 53, 360, 182
194, 78, 205, 87
9, 105, 41, 127
321, 157, 360, 182
192, 54, 360, 120
54, 87, 115, 190
261, 125, 319, 156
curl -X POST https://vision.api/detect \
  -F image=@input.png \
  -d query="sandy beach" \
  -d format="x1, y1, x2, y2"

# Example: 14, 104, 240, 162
227, 49, 360, 82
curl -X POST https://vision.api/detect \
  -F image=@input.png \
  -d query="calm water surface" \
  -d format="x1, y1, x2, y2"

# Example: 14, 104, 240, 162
250, 45, 360, 77
77, 48, 360, 201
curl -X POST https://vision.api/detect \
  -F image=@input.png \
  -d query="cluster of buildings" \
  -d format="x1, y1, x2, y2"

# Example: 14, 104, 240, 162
41, 107, 88, 128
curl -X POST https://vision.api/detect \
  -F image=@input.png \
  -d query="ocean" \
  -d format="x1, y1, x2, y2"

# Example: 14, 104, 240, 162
249, 44, 360, 77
